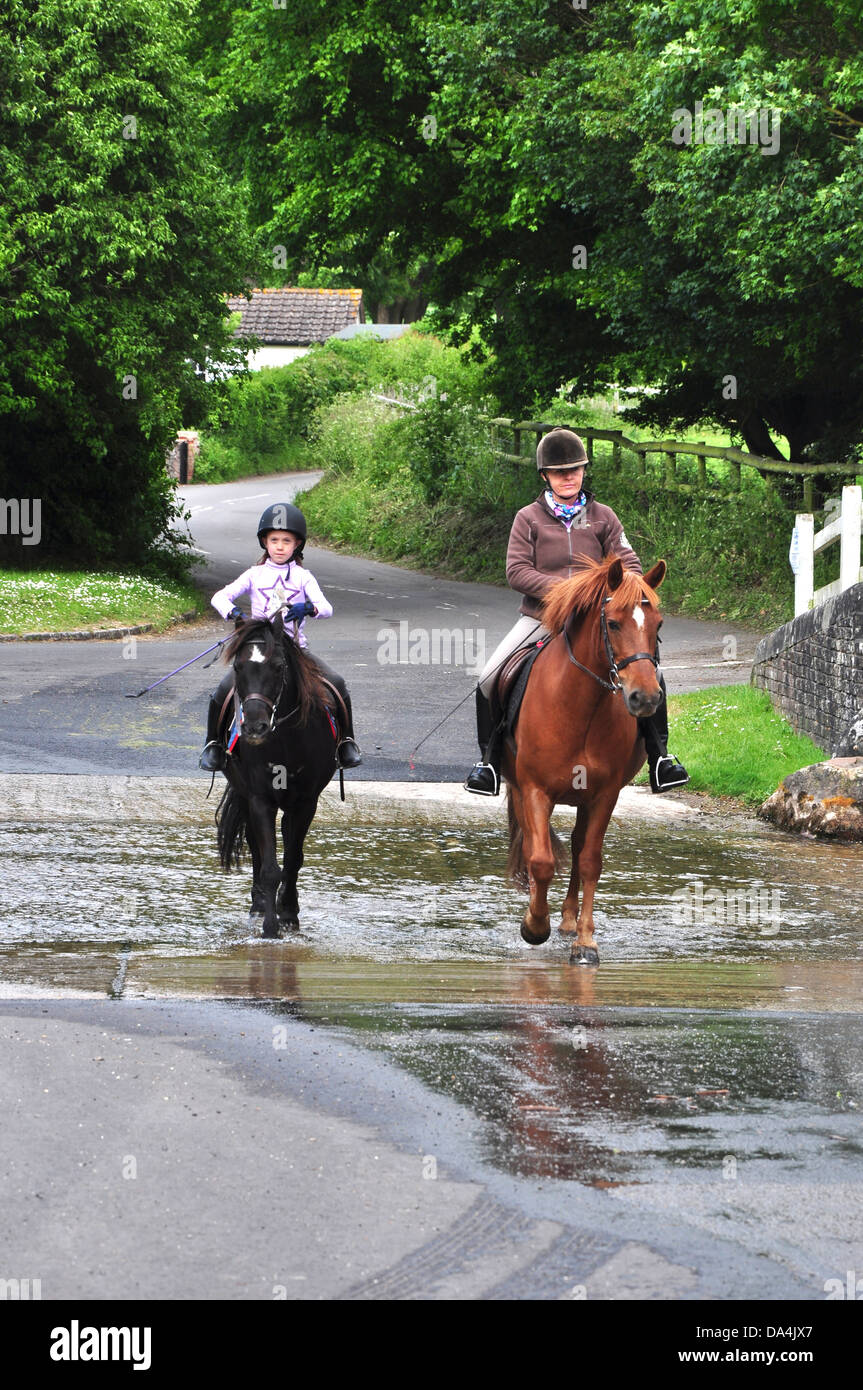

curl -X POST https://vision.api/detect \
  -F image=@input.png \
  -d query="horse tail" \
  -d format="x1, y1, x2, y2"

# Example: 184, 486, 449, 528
550, 821, 569, 873
215, 784, 248, 871
506, 789, 528, 889
506, 788, 568, 889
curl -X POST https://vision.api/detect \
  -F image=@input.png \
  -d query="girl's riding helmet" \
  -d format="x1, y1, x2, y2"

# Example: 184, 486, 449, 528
257, 503, 307, 548
535, 428, 588, 472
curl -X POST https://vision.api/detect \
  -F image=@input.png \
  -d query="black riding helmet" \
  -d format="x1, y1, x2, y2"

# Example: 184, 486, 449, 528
257, 503, 307, 549
536, 428, 588, 473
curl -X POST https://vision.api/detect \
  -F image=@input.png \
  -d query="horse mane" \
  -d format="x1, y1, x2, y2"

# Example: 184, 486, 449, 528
223, 618, 328, 724
541, 555, 659, 634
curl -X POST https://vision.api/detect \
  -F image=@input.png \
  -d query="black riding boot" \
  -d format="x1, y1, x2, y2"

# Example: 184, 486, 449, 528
465, 689, 502, 795
336, 690, 362, 769
638, 672, 689, 793
199, 696, 227, 772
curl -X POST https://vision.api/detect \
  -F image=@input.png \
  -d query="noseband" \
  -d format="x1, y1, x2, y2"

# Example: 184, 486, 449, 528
563, 593, 659, 693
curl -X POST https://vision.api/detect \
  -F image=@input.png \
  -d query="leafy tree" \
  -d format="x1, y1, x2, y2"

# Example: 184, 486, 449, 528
195, 0, 450, 322
201, 0, 863, 461
540, 0, 863, 461
0, 0, 254, 569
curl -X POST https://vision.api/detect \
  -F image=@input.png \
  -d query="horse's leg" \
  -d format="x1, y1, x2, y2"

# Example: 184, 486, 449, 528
278, 798, 317, 931
246, 795, 281, 938
559, 807, 586, 937
519, 784, 555, 945
569, 792, 618, 966
248, 832, 266, 924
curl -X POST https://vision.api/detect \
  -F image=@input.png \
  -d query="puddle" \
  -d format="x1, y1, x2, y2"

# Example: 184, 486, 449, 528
278, 1000, 863, 1186
2, 782, 861, 1201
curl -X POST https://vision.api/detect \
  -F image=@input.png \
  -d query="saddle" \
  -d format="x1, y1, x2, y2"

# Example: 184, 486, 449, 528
489, 640, 547, 743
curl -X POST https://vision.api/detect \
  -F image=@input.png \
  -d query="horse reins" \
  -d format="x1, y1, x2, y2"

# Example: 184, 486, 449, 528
235, 660, 299, 735
563, 593, 658, 693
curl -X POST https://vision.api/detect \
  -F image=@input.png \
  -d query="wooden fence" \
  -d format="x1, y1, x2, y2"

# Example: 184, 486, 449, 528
369, 394, 861, 512
487, 418, 861, 512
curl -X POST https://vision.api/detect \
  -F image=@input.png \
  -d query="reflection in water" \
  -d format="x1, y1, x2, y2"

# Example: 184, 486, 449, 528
2, 804, 861, 1196
293, 988, 863, 1186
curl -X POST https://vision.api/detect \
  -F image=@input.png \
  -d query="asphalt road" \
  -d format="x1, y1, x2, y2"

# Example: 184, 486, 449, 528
4, 993, 853, 1302
0, 474, 761, 779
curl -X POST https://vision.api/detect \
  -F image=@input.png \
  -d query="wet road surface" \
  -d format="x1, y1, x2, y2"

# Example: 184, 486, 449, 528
1, 479, 857, 1301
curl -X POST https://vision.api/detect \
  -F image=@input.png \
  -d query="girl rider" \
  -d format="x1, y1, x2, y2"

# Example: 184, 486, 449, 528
199, 502, 362, 772
465, 428, 689, 796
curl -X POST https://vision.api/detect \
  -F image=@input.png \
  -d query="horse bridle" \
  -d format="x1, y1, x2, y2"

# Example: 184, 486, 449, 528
235, 650, 299, 734
563, 593, 659, 694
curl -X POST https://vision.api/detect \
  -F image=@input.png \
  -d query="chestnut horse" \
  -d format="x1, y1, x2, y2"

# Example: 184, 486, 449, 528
505, 554, 667, 965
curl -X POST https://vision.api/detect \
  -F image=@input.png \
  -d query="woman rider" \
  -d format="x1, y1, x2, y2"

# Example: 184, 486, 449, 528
464, 427, 689, 796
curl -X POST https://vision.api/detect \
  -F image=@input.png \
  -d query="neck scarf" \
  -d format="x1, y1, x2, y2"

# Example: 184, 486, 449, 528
545, 488, 586, 524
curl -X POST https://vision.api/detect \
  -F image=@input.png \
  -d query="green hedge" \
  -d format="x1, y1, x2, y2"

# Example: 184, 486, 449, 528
195, 333, 812, 626
195, 330, 492, 482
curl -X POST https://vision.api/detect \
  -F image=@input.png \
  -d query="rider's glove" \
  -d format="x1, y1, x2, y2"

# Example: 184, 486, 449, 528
227, 606, 244, 621
283, 599, 316, 622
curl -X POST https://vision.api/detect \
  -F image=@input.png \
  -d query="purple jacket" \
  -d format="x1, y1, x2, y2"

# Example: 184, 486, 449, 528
211, 559, 333, 648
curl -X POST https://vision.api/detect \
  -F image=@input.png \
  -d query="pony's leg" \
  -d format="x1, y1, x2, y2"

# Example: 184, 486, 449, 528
248, 833, 266, 923
519, 785, 555, 945
278, 798, 318, 931
569, 792, 618, 966
246, 795, 281, 938
559, 808, 587, 936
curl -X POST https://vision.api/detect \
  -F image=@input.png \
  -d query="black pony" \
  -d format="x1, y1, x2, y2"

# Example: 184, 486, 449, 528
215, 612, 337, 937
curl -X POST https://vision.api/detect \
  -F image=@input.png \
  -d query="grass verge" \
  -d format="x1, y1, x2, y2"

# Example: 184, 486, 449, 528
631, 684, 825, 805
0, 570, 205, 635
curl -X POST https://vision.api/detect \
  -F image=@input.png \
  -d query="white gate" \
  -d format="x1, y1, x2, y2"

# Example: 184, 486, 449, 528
792, 484, 863, 616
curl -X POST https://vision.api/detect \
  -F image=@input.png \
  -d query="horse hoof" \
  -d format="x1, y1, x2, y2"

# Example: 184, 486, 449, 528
520, 915, 551, 945
570, 945, 600, 967
558, 918, 578, 936
280, 916, 300, 933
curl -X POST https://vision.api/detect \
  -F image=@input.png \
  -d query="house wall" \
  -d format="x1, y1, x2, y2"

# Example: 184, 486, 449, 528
245, 346, 310, 370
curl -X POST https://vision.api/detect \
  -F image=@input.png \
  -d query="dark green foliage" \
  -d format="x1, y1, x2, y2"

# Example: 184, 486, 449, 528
198, 0, 863, 463
0, 0, 254, 569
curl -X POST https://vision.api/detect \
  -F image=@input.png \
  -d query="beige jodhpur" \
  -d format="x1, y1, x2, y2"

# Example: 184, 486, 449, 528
478, 614, 550, 698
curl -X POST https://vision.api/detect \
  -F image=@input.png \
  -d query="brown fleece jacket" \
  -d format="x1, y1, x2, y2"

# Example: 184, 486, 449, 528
506, 491, 642, 618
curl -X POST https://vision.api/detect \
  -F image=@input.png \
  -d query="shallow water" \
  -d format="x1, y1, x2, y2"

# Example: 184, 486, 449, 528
2, 813, 860, 956
278, 999, 863, 1185
1, 810, 860, 1006
3, 804, 862, 1217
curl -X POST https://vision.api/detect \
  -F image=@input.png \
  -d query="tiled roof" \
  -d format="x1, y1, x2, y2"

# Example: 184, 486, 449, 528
226, 287, 364, 345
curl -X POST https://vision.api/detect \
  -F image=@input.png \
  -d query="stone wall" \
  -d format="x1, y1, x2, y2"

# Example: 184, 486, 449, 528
751, 582, 863, 754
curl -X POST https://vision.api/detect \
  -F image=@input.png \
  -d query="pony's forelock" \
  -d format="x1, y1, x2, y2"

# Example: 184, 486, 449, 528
541, 556, 659, 634
222, 618, 276, 663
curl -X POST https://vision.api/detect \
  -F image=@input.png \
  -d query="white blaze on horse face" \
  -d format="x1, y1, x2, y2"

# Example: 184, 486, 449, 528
249, 645, 266, 663
631, 603, 645, 629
